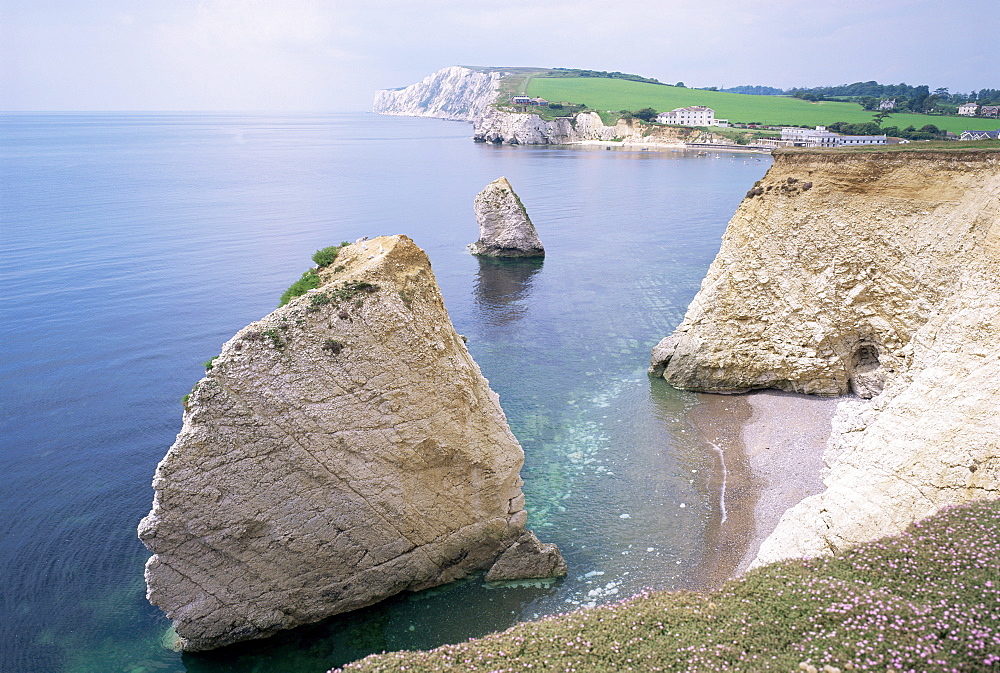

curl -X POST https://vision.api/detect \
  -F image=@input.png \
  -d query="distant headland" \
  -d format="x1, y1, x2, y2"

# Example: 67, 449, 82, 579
374, 66, 1000, 149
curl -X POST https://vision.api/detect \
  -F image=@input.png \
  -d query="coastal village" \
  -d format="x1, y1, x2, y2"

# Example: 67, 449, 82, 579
510, 94, 999, 149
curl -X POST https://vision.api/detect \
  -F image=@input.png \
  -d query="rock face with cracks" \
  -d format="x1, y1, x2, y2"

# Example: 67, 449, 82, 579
470, 177, 545, 258
650, 148, 1000, 563
139, 235, 561, 651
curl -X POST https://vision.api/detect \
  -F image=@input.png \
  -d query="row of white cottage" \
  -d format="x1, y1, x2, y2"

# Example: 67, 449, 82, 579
656, 107, 886, 147
776, 126, 886, 147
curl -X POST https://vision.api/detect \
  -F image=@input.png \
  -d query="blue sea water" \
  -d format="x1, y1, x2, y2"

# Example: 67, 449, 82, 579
0, 112, 771, 673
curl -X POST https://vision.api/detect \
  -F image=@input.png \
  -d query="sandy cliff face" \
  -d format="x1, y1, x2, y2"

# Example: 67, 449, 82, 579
373, 66, 504, 121
650, 149, 1000, 562
139, 236, 541, 651
473, 108, 701, 146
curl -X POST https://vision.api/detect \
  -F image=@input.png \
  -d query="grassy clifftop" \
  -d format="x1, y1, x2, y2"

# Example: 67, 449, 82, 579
336, 500, 999, 672
523, 77, 1000, 134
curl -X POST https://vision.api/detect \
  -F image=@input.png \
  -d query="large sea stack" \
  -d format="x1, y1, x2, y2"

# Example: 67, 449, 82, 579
650, 147, 1000, 563
470, 177, 545, 257
139, 235, 563, 651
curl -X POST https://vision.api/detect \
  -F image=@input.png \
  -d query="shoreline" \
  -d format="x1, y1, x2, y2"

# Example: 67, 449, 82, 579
561, 139, 773, 154
686, 390, 844, 586
737, 390, 844, 574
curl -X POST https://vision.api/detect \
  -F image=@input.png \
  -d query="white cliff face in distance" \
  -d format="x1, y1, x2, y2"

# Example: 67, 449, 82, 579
373, 66, 505, 121
139, 236, 563, 652
650, 149, 1000, 565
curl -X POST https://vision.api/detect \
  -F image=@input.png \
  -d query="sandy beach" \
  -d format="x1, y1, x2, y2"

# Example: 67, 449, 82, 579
686, 390, 844, 586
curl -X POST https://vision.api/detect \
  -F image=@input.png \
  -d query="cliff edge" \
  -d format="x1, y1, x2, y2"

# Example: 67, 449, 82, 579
650, 148, 1000, 562
139, 235, 560, 651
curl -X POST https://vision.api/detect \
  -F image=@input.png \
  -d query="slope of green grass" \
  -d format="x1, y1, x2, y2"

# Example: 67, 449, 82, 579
525, 77, 1000, 133
335, 499, 1000, 672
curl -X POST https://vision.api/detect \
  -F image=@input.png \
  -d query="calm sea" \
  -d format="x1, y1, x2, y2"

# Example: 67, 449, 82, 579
0, 112, 771, 673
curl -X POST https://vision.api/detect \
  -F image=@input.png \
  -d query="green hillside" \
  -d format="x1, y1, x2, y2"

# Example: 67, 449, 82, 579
524, 77, 1000, 133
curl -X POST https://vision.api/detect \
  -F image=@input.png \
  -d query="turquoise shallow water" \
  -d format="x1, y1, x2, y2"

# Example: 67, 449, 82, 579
0, 112, 770, 672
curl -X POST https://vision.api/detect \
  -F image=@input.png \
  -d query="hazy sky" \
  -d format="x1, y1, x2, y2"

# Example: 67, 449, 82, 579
2, 0, 997, 111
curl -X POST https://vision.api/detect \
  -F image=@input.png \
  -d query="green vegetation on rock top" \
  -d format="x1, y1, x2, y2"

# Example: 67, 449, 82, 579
279, 242, 351, 307
337, 499, 1000, 672
525, 77, 1000, 133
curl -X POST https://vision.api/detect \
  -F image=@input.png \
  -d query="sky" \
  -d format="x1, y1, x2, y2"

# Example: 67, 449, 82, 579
2, 0, 997, 111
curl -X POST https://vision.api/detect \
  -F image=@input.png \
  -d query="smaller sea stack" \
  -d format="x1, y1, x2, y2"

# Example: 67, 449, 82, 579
470, 177, 545, 257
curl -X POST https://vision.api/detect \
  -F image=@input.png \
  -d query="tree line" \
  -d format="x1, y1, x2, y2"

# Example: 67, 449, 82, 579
715, 81, 1000, 113
825, 120, 947, 141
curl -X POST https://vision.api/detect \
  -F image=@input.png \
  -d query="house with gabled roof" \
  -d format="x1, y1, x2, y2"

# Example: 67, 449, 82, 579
958, 102, 979, 116
960, 129, 1000, 140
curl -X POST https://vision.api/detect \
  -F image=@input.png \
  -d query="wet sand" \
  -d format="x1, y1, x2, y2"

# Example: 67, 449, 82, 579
686, 390, 842, 586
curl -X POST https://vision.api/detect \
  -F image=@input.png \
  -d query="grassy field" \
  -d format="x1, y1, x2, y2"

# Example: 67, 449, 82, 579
524, 77, 1000, 133
337, 499, 1000, 672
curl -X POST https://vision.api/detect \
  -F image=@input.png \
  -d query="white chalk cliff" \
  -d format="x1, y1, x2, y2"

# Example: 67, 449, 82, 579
373, 66, 505, 122
139, 235, 562, 651
473, 108, 701, 147
650, 148, 1000, 564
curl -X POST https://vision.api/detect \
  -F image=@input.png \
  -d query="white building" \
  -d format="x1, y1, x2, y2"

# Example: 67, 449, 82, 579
878, 99, 896, 110
780, 126, 886, 147
656, 106, 716, 126
958, 102, 979, 116
780, 126, 840, 147
960, 129, 1000, 140
836, 135, 888, 146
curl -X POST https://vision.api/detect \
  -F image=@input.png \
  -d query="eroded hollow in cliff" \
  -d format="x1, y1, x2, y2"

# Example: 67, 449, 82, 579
849, 343, 884, 399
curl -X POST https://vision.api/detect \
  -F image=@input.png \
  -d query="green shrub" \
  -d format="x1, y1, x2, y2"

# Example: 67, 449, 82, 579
262, 328, 285, 350
282, 243, 357, 306
310, 293, 332, 307
633, 107, 658, 121
312, 243, 348, 268
279, 269, 322, 307
181, 382, 199, 409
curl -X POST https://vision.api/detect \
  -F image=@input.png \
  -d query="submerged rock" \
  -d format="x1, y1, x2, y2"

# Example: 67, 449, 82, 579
139, 235, 562, 651
470, 177, 545, 258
